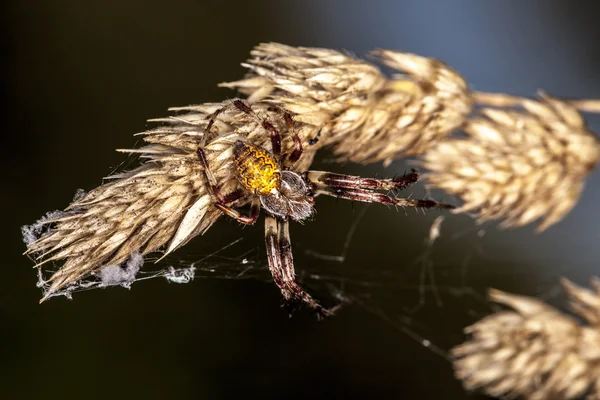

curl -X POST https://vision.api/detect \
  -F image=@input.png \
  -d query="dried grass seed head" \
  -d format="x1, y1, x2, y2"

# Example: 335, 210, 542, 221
25, 101, 317, 301
222, 42, 472, 165
421, 93, 600, 231
452, 278, 600, 399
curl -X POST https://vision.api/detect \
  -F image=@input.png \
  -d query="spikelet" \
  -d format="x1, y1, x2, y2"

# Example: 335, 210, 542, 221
421, 92, 600, 231
24, 101, 317, 302
222, 42, 472, 165
452, 278, 600, 399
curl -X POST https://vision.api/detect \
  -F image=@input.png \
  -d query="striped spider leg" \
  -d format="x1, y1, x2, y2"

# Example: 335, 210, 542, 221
206, 99, 303, 165
307, 170, 455, 209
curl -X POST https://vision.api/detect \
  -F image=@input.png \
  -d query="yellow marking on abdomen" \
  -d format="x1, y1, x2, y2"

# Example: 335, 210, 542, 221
233, 141, 281, 195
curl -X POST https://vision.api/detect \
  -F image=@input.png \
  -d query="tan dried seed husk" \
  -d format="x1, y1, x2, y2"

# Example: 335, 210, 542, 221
421, 93, 600, 231
452, 278, 600, 399
221, 42, 472, 166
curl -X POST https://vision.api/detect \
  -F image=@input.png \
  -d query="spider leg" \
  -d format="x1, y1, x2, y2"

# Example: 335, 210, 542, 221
205, 102, 238, 134
308, 169, 454, 209
265, 215, 331, 318
205, 100, 280, 155
268, 106, 303, 164
208, 99, 302, 163
197, 147, 260, 225
232, 100, 283, 157
313, 186, 454, 209
216, 198, 260, 225
307, 169, 420, 192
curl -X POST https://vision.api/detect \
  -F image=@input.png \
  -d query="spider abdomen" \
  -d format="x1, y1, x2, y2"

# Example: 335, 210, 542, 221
233, 140, 281, 195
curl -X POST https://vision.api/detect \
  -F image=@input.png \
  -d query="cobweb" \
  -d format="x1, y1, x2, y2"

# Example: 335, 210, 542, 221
21, 185, 569, 366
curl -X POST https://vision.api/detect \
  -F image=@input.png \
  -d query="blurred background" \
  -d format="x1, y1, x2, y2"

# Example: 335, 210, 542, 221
4, 1, 600, 398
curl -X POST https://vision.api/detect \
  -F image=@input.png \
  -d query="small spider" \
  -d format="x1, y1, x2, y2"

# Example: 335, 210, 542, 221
198, 100, 453, 317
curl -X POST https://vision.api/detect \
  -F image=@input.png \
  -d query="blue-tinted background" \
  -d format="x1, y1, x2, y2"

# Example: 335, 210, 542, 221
4, 1, 600, 398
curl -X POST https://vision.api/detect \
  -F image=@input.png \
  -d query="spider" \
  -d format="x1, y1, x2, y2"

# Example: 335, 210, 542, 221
198, 100, 453, 317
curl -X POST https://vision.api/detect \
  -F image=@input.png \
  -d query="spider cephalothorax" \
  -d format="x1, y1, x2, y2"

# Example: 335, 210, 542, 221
198, 99, 454, 317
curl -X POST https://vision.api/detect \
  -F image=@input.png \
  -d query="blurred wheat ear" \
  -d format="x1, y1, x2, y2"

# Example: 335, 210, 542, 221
452, 278, 600, 399
420, 92, 600, 231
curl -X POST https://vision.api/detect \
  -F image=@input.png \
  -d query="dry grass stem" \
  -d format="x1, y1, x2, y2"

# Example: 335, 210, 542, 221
452, 278, 600, 399
421, 93, 600, 231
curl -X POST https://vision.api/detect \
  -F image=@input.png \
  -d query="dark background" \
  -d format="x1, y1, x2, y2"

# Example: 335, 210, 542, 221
4, 1, 600, 399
